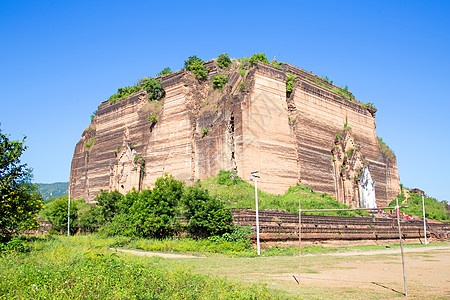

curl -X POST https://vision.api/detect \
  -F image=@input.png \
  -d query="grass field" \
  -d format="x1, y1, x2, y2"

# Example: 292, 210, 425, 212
2, 235, 448, 299
0, 235, 276, 299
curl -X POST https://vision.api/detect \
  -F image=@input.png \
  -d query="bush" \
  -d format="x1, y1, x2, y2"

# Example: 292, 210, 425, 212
0, 127, 43, 242
0, 237, 29, 254
389, 192, 450, 222
286, 75, 296, 97
42, 195, 78, 235
108, 78, 165, 104
217, 53, 232, 69
249, 53, 269, 65
147, 112, 158, 123
130, 174, 183, 239
141, 77, 165, 101
78, 203, 102, 233
217, 170, 241, 186
182, 186, 234, 239
95, 190, 124, 223
157, 67, 173, 77
212, 74, 228, 90
184, 55, 208, 81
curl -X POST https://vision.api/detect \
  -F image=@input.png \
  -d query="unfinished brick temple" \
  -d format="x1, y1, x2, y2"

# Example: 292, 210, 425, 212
70, 59, 400, 206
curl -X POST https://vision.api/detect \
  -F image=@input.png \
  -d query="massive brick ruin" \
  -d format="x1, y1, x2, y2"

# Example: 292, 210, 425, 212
70, 59, 400, 206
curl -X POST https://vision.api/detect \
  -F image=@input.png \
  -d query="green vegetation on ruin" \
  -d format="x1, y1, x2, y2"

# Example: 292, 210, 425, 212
390, 189, 450, 222
200, 171, 368, 217
184, 55, 208, 81
156, 67, 173, 77
377, 136, 395, 159
84, 137, 95, 148
102, 52, 376, 116
108, 77, 165, 104
286, 74, 296, 97
216, 53, 232, 69
212, 74, 228, 90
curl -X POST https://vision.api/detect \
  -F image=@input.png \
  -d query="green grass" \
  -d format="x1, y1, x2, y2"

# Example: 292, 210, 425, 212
199, 171, 367, 217
389, 191, 449, 222
0, 235, 278, 299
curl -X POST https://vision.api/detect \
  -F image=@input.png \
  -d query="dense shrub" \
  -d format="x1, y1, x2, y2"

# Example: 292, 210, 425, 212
217, 53, 232, 69
0, 128, 42, 242
77, 203, 101, 233
249, 53, 269, 65
390, 191, 449, 222
217, 170, 241, 186
130, 175, 183, 239
156, 67, 173, 77
182, 186, 233, 239
184, 55, 208, 81
108, 78, 165, 104
42, 195, 78, 235
286, 74, 296, 97
95, 190, 124, 223
212, 74, 228, 90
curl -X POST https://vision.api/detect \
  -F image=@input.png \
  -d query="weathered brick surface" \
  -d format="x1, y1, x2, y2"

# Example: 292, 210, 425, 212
70, 61, 400, 205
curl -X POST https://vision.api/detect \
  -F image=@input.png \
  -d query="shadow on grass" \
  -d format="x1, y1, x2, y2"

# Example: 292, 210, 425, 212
371, 282, 405, 296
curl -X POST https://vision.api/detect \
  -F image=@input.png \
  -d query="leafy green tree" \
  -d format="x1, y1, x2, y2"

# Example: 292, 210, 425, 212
286, 75, 296, 97
0, 128, 42, 242
131, 174, 183, 238
212, 74, 228, 90
217, 53, 232, 69
182, 186, 233, 239
141, 78, 166, 101
157, 67, 173, 77
78, 202, 102, 233
43, 195, 78, 235
108, 78, 165, 104
249, 53, 269, 65
184, 55, 208, 81
184, 55, 204, 69
95, 190, 124, 223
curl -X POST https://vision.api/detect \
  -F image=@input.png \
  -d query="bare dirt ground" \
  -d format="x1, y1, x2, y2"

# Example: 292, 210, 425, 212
115, 244, 450, 299
296, 245, 450, 299
112, 248, 201, 258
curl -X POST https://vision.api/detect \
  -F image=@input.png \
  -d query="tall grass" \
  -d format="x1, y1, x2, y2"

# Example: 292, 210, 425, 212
0, 235, 276, 299
200, 171, 366, 217
390, 192, 449, 222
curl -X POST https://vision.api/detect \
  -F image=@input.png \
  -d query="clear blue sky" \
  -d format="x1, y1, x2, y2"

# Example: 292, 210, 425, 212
1, 1, 449, 202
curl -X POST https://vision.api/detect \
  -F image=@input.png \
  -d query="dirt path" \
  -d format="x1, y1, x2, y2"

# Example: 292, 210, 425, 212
111, 248, 203, 258
307, 245, 450, 256
113, 245, 450, 298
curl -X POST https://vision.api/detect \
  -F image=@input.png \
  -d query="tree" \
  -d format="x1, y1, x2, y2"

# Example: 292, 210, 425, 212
141, 78, 166, 101
130, 174, 183, 238
0, 127, 42, 241
95, 190, 124, 223
212, 74, 228, 90
157, 67, 173, 77
43, 195, 78, 235
249, 53, 269, 65
184, 55, 208, 81
217, 53, 232, 69
182, 186, 233, 239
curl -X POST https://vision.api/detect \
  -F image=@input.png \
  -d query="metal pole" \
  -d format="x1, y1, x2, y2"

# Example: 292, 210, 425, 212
255, 175, 260, 256
299, 199, 302, 279
395, 197, 408, 296
422, 195, 428, 244
67, 187, 70, 237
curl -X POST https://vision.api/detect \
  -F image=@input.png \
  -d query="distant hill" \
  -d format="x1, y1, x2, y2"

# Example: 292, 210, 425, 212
38, 182, 68, 199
